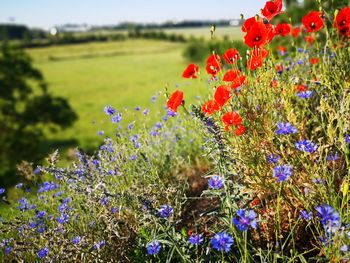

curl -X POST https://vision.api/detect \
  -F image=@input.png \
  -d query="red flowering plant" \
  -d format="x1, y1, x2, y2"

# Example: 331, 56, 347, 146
160, 1, 350, 261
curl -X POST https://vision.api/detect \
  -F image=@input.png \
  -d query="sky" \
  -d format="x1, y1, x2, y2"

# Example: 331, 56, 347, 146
0, 0, 267, 30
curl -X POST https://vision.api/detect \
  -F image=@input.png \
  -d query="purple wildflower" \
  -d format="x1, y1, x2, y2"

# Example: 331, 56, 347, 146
211, 232, 234, 252
295, 140, 318, 153
299, 210, 312, 220
72, 236, 81, 245
297, 91, 313, 99
327, 152, 340, 161
266, 154, 280, 164
276, 122, 298, 135
188, 234, 204, 245
208, 175, 224, 190
37, 247, 49, 258
345, 134, 350, 145
273, 165, 293, 182
147, 241, 161, 255
111, 113, 122, 123
158, 205, 173, 219
104, 105, 116, 116
233, 209, 258, 231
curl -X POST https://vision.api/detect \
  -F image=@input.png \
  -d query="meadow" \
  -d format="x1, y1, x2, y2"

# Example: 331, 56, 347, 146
1, 4, 350, 261
27, 38, 208, 150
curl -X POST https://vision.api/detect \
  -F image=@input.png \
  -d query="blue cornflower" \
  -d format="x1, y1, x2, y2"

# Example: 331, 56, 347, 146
58, 203, 69, 212
18, 198, 29, 211
295, 140, 318, 153
327, 152, 340, 161
0, 188, 5, 195
129, 155, 137, 161
297, 91, 313, 99
299, 210, 312, 220
157, 205, 173, 219
38, 181, 59, 193
276, 122, 298, 135
37, 247, 49, 258
15, 183, 23, 189
232, 209, 258, 231
72, 236, 81, 245
188, 234, 204, 245
111, 113, 122, 123
211, 232, 234, 252
4, 246, 12, 254
37, 211, 46, 218
316, 204, 341, 233
147, 241, 161, 255
129, 134, 139, 143
134, 142, 142, 149
151, 96, 157, 103
97, 130, 104, 136
104, 105, 116, 116
340, 245, 349, 252
135, 106, 141, 111
93, 240, 106, 250
150, 129, 158, 137
273, 165, 293, 182
127, 123, 134, 130
208, 175, 224, 190
100, 196, 109, 206
111, 207, 119, 213
266, 154, 280, 164
56, 213, 69, 224
166, 109, 177, 117
155, 122, 162, 129
143, 108, 150, 116
345, 134, 350, 145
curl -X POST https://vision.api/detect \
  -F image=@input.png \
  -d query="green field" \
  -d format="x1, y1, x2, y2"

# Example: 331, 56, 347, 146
162, 26, 243, 39
27, 39, 211, 150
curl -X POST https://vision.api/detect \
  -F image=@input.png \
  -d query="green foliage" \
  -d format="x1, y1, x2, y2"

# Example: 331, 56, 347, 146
0, 43, 77, 186
183, 37, 248, 65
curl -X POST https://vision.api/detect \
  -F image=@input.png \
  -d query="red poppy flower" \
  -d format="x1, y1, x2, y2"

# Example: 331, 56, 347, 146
202, 100, 220, 115
250, 198, 260, 208
271, 79, 279, 88
206, 54, 221, 76
265, 23, 276, 43
276, 64, 283, 73
291, 27, 302, 38
334, 7, 350, 37
274, 23, 291, 36
251, 47, 269, 59
305, 35, 315, 44
214, 85, 231, 106
262, 0, 283, 21
222, 112, 242, 130
167, 90, 183, 112
231, 75, 247, 89
310, 57, 319, 65
242, 16, 262, 32
235, 124, 245, 136
207, 54, 221, 66
248, 56, 263, 71
223, 70, 241, 82
244, 21, 268, 48
223, 48, 241, 64
182, 64, 199, 78
302, 11, 324, 33
278, 45, 287, 55
295, 84, 308, 92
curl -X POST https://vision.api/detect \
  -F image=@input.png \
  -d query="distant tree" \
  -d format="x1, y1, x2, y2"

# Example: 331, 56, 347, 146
0, 43, 77, 186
